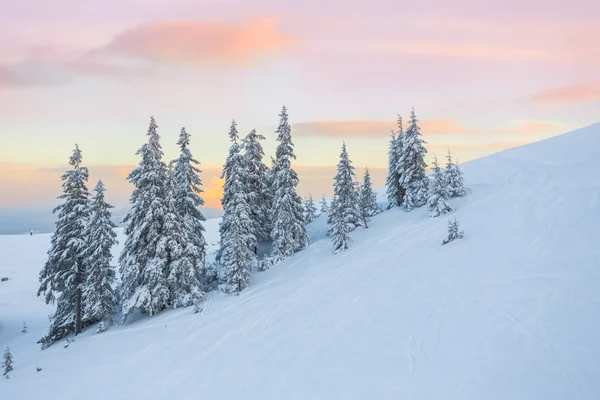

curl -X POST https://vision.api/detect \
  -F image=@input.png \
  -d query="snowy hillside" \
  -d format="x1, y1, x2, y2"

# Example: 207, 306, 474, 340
2, 124, 600, 399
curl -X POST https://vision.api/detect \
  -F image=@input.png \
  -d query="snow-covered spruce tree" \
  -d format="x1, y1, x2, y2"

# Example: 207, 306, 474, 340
218, 121, 255, 294
21, 321, 27, 334
3, 346, 13, 379
360, 167, 381, 227
442, 217, 464, 245
385, 129, 399, 209
38, 144, 91, 348
328, 143, 362, 251
160, 176, 203, 309
386, 115, 405, 208
400, 108, 428, 211
119, 117, 170, 318
444, 150, 465, 197
320, 195, 329, 214
217, 120, 241, 264
168, 127, 206, 307
171, 127, 206, 263
242, 129, 271, 243
304, 194, 318, 224
427, 155, 452, 217
83, 180, 118, 325
270, 106, 310, 259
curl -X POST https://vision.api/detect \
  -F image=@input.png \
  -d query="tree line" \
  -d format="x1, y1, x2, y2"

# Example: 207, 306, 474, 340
325, 108, 465, 252
36, 105, 465, 348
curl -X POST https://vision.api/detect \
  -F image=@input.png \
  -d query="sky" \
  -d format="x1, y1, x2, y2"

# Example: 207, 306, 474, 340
1, 0, 599, 210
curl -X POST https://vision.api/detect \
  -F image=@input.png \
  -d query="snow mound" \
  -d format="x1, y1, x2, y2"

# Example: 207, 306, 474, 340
1, 124, 600, 399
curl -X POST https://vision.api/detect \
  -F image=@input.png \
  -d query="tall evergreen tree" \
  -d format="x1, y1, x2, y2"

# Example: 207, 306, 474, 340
427, 155, 452, 217
3, 346, 13, 379
38, 145, 90, 348
328, 143, 362, 250
400, 108, 429, 211
444, 150, 466, 197
385, 129, 399, 209
319, 195, 329, 214
386, 116, 405, 208
217, 120, 241, 264
270, 106, 310, 259
168, 127, 206, 307
359, 167, 381, 227
83, 180, 118, 324
218, 121, 254, 293
242, 129, 270, 243
171, 127, 206, 259
304, 194, 318, 224
119, 117, 170, 318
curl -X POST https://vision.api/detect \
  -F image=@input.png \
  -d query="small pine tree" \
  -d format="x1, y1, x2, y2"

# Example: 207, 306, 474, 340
319, 195, 329, 214
427, 155, 452, 217
304, 195, 318, 224
442, 217, 464, 245
84, 180, 118, 324
96, 321, 105, 333
38, 144, 91, 348
21, 321, 27, 334
359, 167, 381, 227
270, 106, 310, 259
400, 108, 429, 211
3, 346, 13, 379
328, 143, 362, 252
444, 150, 466, 197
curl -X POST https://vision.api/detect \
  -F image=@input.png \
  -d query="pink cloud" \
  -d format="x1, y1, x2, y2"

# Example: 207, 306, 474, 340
293, 118, 573, 139
0, 17, 288, 87
104, 18, 289, 66
532, 82, 600, 104
293, 118, 477, 138
293, 120, 394, 138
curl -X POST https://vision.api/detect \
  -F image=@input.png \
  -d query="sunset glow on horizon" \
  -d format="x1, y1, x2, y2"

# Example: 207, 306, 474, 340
1, 0, 598, 209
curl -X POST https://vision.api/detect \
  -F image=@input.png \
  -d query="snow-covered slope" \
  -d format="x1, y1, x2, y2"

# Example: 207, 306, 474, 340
2, 124, 600, 399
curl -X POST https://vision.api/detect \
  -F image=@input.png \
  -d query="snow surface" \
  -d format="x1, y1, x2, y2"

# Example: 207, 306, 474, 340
1, 124, 600, 399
